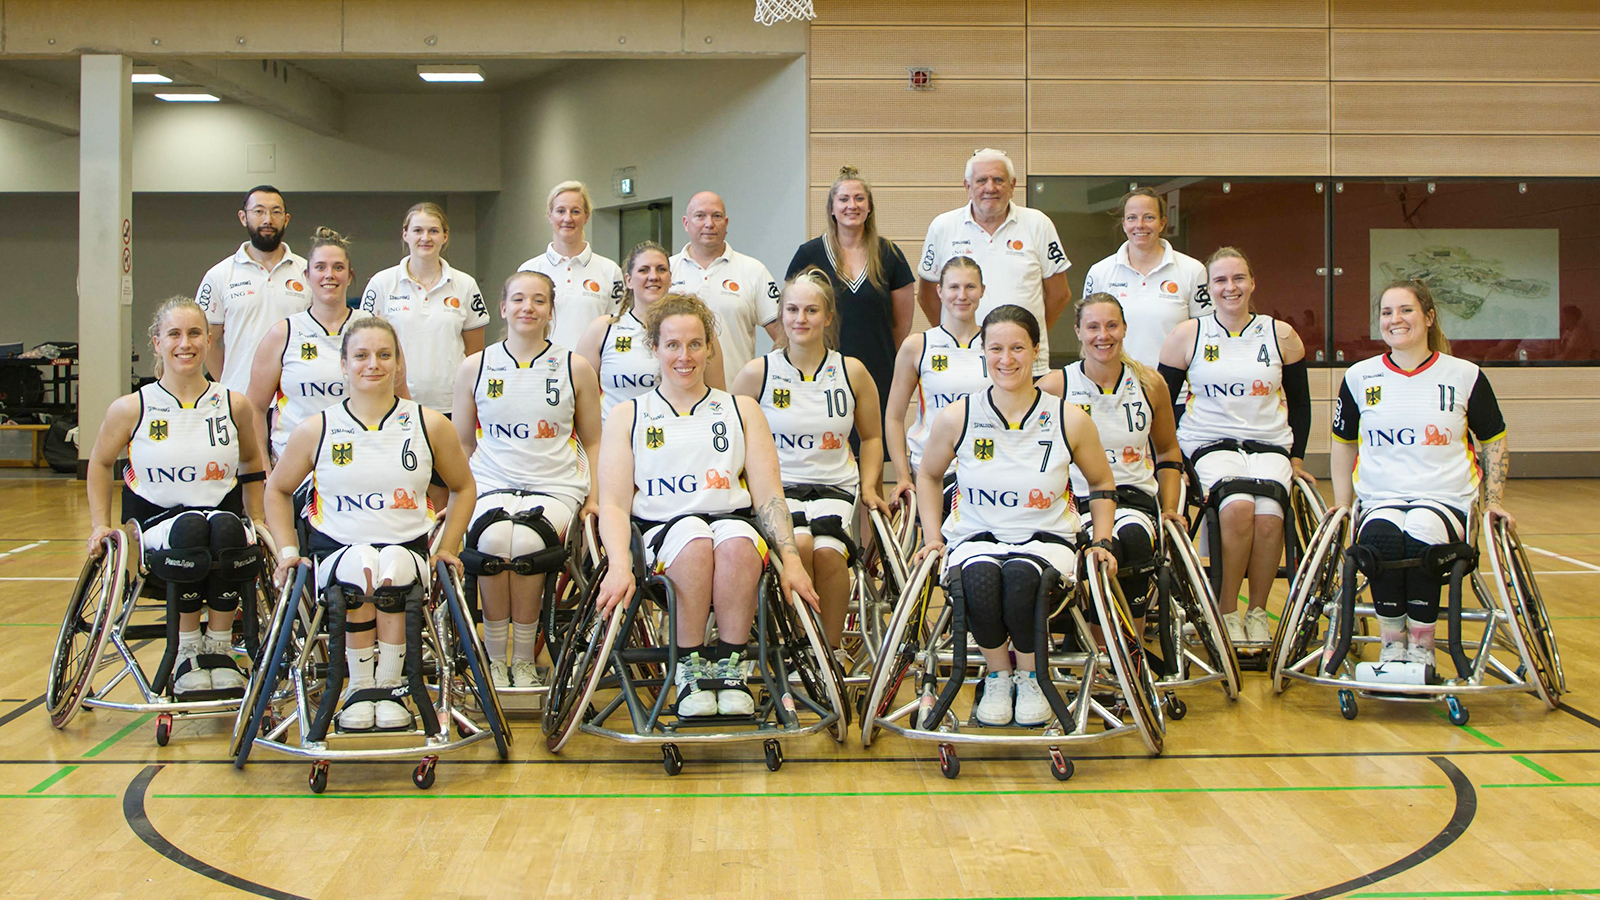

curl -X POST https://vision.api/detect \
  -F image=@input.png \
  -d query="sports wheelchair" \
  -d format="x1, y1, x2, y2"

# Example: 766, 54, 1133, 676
1271, 504, 1565, 725
543, 523, 848, 775
231, 556, 510, 793
859, 549, 1164, 781
837, 507, 911, 688
47, 519, 276, 746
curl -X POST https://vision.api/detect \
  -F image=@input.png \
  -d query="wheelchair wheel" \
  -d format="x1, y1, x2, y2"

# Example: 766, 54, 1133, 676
773, 573, 849, 741
859, 553, 939, 748
1086, 563, 1164, 756
1286, 477, 1327, 574
47, 532, 129, 729
439, 564, 511, 759
1271, 506, 1350, 692
233, 564, 311, 765
851, 511, 905, 667
1486, 516, 1564, 709
545, 566, 625, 753
1162, 519, 1241, 700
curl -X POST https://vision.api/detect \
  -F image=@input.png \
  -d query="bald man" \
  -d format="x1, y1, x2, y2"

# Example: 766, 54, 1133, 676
669, 191, 781, 384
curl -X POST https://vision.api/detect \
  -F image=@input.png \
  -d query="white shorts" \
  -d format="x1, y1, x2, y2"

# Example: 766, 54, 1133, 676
1186, 447, 1292, 519
946, 539, 1077, 578
643, 516, 766, 571
470, 491, 575, 543
1359, 500, 1466, 546
786, 493, 857, 559
141, 510, 255, 553
315, 544, 429, 595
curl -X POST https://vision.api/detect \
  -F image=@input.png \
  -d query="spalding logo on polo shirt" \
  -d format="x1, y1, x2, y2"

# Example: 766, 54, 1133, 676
445, 296, 462, 308
722, 279, 740, 292
1163, 281, 1180, 294
287, 280, 305, 293
1007, 240, 1024, 251
584, 279, 601, 293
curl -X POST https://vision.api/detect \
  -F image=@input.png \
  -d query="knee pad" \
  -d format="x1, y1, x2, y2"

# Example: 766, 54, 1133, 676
807, 515, 859, 567
206, 512, 257, 613
461, 504, 567, 577
147, 512, 211, 612
1353, 520, 1409, 620
1000, 558, 1043, 655
1212, 477, 1287, 519
959, 560, 1006, 650
1113, 524, 1157, 612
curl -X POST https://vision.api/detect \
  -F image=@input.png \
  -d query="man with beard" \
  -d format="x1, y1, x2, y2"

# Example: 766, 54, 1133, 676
195, 185, 311, 393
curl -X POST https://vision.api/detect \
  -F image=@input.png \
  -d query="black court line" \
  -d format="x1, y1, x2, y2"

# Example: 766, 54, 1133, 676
0, 696, 44, 730
1281, 757, 1476, 900
123, 764, 311, 900
1560, 704, 1600, 732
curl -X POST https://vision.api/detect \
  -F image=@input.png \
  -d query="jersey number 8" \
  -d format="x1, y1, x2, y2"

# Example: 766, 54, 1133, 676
712, 421, 729, 453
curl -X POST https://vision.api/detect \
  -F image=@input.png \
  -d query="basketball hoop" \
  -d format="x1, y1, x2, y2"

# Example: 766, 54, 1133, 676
754, 0, 815, 25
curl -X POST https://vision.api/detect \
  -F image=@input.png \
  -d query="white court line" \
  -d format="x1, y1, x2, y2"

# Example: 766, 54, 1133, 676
0, 576, 73, 581
1536, 570, 1600, 576
1525, 544, 1600, 574
0, 540, 47, 560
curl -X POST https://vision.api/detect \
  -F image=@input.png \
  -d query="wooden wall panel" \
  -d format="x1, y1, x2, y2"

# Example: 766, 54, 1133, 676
1333, 135, 1600, 176
1331, 0, 1600, 29
1335, 83, 1600, 134
1031, 0, 1326, 27
1475, 368, 1600, 400
1332, 30, 1600, 82
1502, 400, 1600, 451
1030, 133, 1331, 176
1029, 28, 1329, 81
810, 27, 1026, 80
812, 0, 1024, 25
810, 79, 1025, 133
1030, 81, 1328, 133
808, 134, 1025, 186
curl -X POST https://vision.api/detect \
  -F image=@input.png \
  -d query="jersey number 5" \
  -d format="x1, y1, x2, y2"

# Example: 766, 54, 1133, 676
545, 378, 561, 406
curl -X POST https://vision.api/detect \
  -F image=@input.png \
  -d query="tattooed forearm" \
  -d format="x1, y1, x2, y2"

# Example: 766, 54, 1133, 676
757, 495, 798, 557
1483, 439, 1510, 506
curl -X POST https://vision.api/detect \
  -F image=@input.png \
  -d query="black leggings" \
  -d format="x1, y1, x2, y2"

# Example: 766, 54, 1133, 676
1356, 519, 1442, 624
960, 556, 1045, 654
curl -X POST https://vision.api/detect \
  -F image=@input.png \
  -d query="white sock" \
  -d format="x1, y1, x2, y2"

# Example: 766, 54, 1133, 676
375, 640, 406, 686
178, 628, 202, 653
483, 618, 510, 662
1377, 614, 1407, 645
347, 644, 376, 688
511, 621, 540, 664
205, 622, 232, 647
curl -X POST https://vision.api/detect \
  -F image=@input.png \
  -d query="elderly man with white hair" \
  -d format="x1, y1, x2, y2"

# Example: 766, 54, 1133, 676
915, 149, 1071, 374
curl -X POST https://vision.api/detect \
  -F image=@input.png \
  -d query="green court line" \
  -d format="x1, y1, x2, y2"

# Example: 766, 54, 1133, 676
1430, 708, 1504, 747
26, 764, 77, 793
80, 712, 154, 758
1511, 755, 1565, 783
154, 784, 1447, 801
1484, 782, 1600, 789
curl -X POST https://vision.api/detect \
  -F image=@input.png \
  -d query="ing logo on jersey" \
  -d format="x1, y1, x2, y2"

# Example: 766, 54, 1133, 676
1423, 425, 1452, 446
536, 420, 557, 439
615, 336, 632, 353
203, 461, 227, 481
1025, 489, 1050, 509
487, 378, 505, 399
1203, 344, 1220, 362
331, 442, 354, 466
300, 342, 318, 360
1365, 385, 1381, 406
1122, 446, 1142, 464
820, 432, 841, 450
931, 354, 949, 372
645, 426, 665, 449
1250, 380, 1271, 396
148, 420, 169, 441
704, 469, 732, 490
772, 389, 791, 409
392, 489, 418, 510
973, 438, 994, 461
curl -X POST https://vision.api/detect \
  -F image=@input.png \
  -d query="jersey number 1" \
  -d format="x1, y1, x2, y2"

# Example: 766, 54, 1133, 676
823, 388, 848, 418
206, 416, 230, 446
1438, 384, 1456, 411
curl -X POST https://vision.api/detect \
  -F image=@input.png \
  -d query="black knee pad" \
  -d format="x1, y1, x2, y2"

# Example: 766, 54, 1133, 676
206, 513, 255, 613
1402, 534, 1444, 624
1353, 520, 1410, 620
959, 560, 1006, 650
149, 512, 211, 612
1114, 524, 1156, 617
372, 582, 423, 614
999, 559, 1042, 655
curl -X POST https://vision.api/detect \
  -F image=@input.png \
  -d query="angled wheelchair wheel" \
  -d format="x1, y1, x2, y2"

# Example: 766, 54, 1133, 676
1087, 562, 1164, 756
439, 564, 511, 759
1163, 519, 1240, 700
545, 563, 625, 753
1271, 506, 1350, 692
1485, 516, 1563, 709
232, 563, 311, 765
1287, 477, 1328, 573
851, 510, 905, 668
859, 552, 938, 748
47, 531, 129, 729
773, 569, 849, 741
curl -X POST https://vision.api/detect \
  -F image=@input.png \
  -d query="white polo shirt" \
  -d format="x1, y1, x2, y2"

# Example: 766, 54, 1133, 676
360, 258, 490, 414
1081, 240, 1211, 368
669, 242, 780, 384
916, 203, 1070, 374
196, 242, 310, 394
518, 243, 625, 351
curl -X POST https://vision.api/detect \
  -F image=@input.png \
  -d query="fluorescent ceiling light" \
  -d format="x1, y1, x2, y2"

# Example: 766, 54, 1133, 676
131, 67, 171, 84
155, 92, 220, 102
417, 65, 485, 83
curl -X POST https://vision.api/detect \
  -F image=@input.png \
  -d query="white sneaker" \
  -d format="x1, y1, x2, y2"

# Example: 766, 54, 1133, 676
1244, 608, 1272, 644
489, 659, 510, 689
510, 659, 541, 689
201, 635, 246, 691
1012, 671, 1051, 727
173, 641, 211, 694
373, 681, 413, 730
1405, 644, 1436, 669
337, 676, 376, 731
1379, 641, 1407, 664
675, 653, 718, 717
1222, 610, 1246, 645
975, 670, 1014, 726
715, 652, 755, 716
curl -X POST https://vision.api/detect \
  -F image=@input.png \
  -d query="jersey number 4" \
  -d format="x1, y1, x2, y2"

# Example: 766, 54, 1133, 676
1257, 345, 1271, 364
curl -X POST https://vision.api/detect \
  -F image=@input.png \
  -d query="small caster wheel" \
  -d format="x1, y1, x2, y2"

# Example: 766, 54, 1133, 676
1447, 696, 1469, 726
937, 743, 959, 780
1167, 696, 1187, 720
413, 756, 438, 790
455, 720, 471, 740
1049, 748, 1073, 782
1338, 689, 1358, 720
764, 739, 784, 772
662, 743, 683, 776
259, 710, 277, 735
309, 761, 330, 794
154, 713, 173, 747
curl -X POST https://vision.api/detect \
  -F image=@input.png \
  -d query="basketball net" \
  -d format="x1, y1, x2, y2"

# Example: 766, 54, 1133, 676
754, 0, 815, 24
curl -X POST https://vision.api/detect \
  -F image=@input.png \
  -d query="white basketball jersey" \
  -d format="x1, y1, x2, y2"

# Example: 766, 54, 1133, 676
1336, 353, 1498, 513
469, 341, 590, 507
598, 311, 658, 418
759, 349, 858, 490
1177, 314, 1292, 448
306, 398, 435, 545
943, 389, 1079, 548
907, 326, 990, 473
1061, 362, 1158, 499
630, 388, 752, 523
124, 382, 240, 509
272, 310, 351, 459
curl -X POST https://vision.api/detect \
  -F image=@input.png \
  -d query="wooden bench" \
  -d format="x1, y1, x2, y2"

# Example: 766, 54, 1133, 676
0, 424, 51, 467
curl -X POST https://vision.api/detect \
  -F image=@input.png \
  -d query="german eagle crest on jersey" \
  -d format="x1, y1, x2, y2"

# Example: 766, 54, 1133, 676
148, 419, 168, 441
973, 438, 994, 460
1365, 385, 1381, 406
331, 442, 354, 466
615, 336, 632, 352
300, 342, 317, 360
1203, 344, 1220, 362
931, 354, 949, 372
772, 388, 791, 409
487, 378, 504, 399
645, 426, 665, 449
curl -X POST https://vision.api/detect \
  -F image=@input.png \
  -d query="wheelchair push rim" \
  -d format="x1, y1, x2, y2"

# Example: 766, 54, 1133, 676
47, 531, 128, 729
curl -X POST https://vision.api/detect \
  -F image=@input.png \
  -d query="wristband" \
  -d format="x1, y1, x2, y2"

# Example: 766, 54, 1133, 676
1091, 538, 1114, 552
278, 545, 300, 562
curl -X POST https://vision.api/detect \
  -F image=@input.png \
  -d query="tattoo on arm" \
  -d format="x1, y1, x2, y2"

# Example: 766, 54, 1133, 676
1484, 441, 1509, 505
756, 496, 798, 557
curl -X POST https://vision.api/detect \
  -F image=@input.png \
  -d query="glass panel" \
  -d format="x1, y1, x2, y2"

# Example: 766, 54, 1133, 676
1332, 180, 1600, 364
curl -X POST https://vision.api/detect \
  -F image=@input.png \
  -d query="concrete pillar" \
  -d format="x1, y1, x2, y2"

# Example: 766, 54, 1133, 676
77, 55, 133, 472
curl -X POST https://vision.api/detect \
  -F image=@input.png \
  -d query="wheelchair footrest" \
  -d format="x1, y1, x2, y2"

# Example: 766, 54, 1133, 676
669, 712, 764, 729
171, 686, 246, 702
1353, 661, 1433, 686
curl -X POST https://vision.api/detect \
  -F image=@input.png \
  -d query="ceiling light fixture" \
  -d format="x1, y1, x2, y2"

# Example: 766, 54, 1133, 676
155, 92, 221, 102
131, 66, 172, 84
417, 64, 485, 83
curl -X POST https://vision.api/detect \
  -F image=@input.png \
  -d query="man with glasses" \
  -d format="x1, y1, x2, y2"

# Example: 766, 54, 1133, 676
195, 185, 311, 393
916, 149, 1071, 375
669, 191, 781, 384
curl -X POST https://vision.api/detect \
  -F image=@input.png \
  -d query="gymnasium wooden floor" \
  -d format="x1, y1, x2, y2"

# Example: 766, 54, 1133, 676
2, 475, 1596, 900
